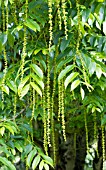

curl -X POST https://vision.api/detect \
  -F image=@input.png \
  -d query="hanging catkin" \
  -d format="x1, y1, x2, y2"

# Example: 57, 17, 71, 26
56, 0, 62, 30
43, 91, 48, 155
21, 0, 28, 81
51, 46, 58, 165
101, 114, 105, 167
62, 0, 68, 39
2, 1, 8, 102
12, 0, 18, 25
46, 54, 51, 147
58, 80, 62, 121
13, 95, 17, 117
61, 80, 66, 141
48, 0, 53, 50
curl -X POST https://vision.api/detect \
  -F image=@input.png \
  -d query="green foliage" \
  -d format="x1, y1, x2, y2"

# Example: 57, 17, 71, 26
0, 0, 106, 169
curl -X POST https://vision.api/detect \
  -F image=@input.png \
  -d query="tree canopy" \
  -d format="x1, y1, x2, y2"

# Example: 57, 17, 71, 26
0, 0, 106, 169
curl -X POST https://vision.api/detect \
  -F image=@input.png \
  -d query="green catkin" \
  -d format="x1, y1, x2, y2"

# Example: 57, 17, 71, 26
48, 0, 53, 51
47, 54, 51, 147
6, 6, 8, 33
21, 0, 28, 81
62, 0, 68, 39
84, 111, 89, 152
30, 88, 35, 142
2, 2, 8, 102
58, 80, 62, 121
61, 80, 66, 141
76, 0, 90, 91
31, 88, 35, 121
56, 0, 62, 30
13, 95, 17, 116
2, 2, 5, 32
12, 0, 18, 25
51, 47, 58, 166
43, 91, 48, 155
101, 115, 105, 168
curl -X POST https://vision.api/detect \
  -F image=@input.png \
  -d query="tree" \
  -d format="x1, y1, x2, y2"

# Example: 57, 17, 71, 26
0, 0, 106, 169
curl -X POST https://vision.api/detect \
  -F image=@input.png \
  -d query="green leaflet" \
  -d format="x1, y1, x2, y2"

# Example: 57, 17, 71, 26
30, 82, 42, 97
20, 84, 30, 99
39, 160, 44, 170
96, 66, 102, 79
39, 153, 53, 168
21, 144, 33, 160
58, 65, 75, 81
8, 32, 14, 47
71, 79, 80, 91
14, 142, 23, 153
0, 33, 7, 45
44, 163, 49, 170
56, 56, 74, 73
2, 85, 9, 95
0, 127, 5, 136
30, 73, 44, 90
18, 75, 30, 95
7, 80, 17, 94
26, 148, 37, 167
64, 72, 79, 89
25, 18, 40, 32
60, 33, 73, 52
30, 64, 43, 79
80, 87, 85, 100
32, 155, 40, 170
0, 156, 16, 170
4, 124, 17, 135
35, 57, 47, 72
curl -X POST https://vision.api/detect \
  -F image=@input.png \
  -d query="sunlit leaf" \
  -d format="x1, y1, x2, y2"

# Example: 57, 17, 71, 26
80, 87, 85, 100
0, 127, 5, 136
26, 148, 37, 167
20, 84, 30, 99
30, 64, 43, 79
0, 156, 16, 170
30, 82, 42, 97
64, 72, 79, 89
30, 73, 44, 89
58, 65, 75, 81
44, 163, 49, 170
2, 85, 9, 95
25, 18, 40, 32
71, 79, 80, 91
32, 155, 40, 170
39, 160, 44, 170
